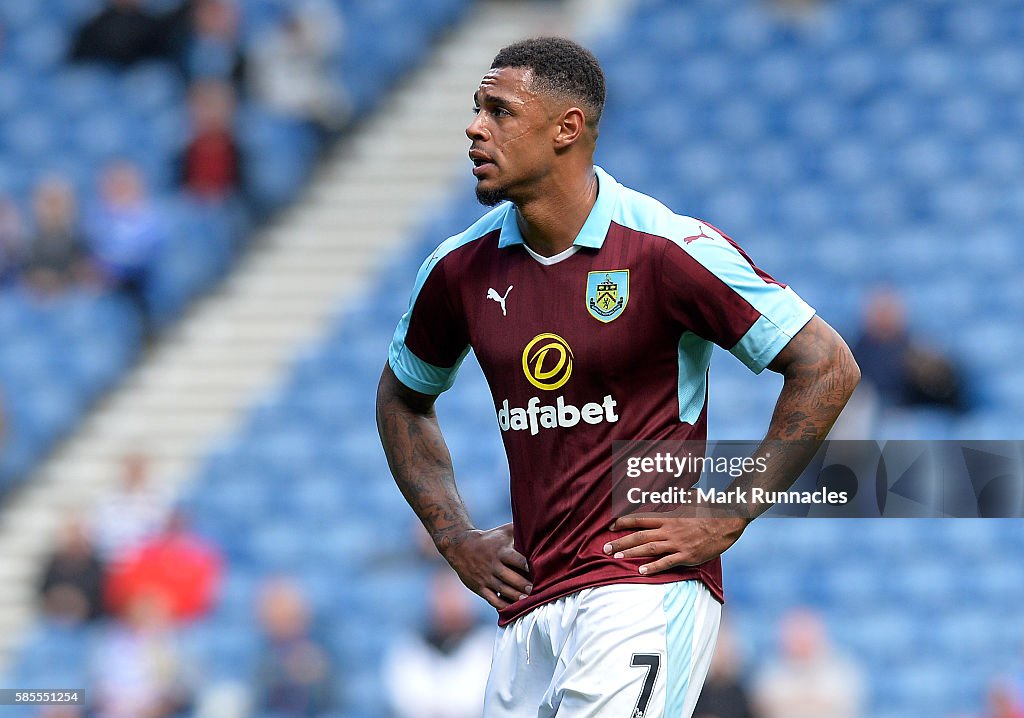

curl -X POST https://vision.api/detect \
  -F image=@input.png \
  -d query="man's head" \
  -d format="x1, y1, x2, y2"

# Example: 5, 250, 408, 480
467, 37, 606, 206
188, 80, 236, 133
119, 450, 150, 490
863, 286, 907, 341
428, 568, 478, 641
779, 608, 830, 663
100, 160, 146, 208
194, 0, 238, 39
33, 176, 77, 231
257, 577, 312, 640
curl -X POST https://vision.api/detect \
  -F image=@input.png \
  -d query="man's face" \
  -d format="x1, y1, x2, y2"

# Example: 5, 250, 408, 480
466, 67, 558, 206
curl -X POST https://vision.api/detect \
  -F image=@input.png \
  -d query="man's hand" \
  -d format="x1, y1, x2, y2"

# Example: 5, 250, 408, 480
600, 317, 858, 577
603, 515, 748, 575
440, 523, 532, 610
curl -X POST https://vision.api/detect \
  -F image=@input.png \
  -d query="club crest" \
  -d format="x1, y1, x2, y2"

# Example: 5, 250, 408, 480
586, 270, 629, 323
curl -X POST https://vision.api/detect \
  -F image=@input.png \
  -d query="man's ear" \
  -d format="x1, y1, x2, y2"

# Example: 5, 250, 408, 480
553, 107, 587, 150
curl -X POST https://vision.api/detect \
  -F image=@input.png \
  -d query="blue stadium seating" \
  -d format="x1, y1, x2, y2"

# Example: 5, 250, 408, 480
0, 0, 471, 493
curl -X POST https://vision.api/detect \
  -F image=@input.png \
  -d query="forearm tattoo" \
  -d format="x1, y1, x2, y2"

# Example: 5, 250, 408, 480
731, 317, 861, 518
375, 371, 474, 553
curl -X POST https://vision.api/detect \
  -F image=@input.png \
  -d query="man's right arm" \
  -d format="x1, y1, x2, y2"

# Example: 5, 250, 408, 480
375, 364, 532, 609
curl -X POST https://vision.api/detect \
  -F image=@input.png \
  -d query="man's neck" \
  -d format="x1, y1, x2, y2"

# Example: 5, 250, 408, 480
515, 167, 598, 257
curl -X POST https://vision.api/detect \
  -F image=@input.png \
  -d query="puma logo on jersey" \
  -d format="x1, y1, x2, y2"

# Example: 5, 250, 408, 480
682, 225, 713, 244
487, 285, 513, 316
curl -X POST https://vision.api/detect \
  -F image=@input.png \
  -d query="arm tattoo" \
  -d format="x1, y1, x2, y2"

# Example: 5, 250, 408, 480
375, 366, 474, 553
766, 316, 860, 443
728, 316, 861, 520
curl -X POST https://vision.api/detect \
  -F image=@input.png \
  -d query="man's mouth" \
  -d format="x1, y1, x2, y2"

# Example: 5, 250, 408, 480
469, 150, 496, 177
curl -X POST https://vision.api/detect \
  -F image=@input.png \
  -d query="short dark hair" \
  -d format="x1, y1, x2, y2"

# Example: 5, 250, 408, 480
491, 37, 606, 129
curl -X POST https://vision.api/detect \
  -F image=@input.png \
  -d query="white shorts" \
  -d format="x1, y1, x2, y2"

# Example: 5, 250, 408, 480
483, 580, 722, 718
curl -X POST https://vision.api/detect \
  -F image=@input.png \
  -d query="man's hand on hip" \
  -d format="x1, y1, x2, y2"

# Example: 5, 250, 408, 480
440, 523, 532, 610
603, 514, 749, 575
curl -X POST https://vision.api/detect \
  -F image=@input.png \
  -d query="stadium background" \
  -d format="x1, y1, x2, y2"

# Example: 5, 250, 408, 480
0, 0, 1022, 716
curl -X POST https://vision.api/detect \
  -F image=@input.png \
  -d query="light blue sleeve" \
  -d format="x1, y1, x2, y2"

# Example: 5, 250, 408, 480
680, 223, 816, 374
386, 209, 512, 395
387, 249, 467, 396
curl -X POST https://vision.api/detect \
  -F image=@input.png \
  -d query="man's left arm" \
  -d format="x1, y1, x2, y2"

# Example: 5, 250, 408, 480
604, 315, 860, 574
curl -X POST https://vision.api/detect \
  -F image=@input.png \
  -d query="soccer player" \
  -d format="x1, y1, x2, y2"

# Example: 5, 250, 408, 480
376, 37, 859, 717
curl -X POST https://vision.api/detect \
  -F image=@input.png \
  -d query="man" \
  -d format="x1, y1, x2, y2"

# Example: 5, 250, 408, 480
383, 569, 494, 718
376, 37, 859, 717
69, 0, 167, 67
753, 609, 865, 718
253, 578, 335, 717
85, 161, 167, 337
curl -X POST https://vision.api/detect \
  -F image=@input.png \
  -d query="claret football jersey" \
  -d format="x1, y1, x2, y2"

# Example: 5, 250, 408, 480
389, 167, 815, 626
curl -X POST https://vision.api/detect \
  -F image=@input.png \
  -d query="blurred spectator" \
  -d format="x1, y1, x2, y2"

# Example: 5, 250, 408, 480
39, 515, 106, 624
69, 0, 168, 67
105, 508, 222, 622
694, 621, 756, 718
253, 577, 336, 717
178, 81, 245, 202
23, 177, 90, 295
980, 681, 1024, 718
180, 0, 246, 90
753, 609, 865, 718
91, 591, 194, 718
85, 160, 167, 335
383, 569, 493, 718
93, 451, 170, 562
249, 0, 347, 134
0, 195, 26, 284
851, 287, 968, 413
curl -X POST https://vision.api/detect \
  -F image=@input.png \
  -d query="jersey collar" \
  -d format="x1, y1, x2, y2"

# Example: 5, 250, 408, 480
497, 165, 619, 250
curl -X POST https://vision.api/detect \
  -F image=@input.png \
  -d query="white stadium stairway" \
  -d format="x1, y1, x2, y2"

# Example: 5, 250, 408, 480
0, 0, 634, 670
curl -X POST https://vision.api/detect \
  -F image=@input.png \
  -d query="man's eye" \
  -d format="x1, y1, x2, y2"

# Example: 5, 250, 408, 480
493, 107, 510, 118
471, 107, 481, 115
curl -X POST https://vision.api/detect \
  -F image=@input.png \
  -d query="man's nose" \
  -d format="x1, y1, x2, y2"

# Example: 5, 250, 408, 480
466, 114, 488, 141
